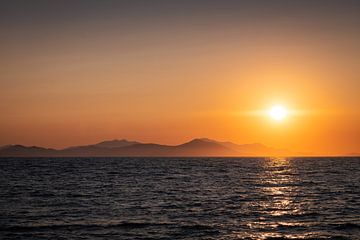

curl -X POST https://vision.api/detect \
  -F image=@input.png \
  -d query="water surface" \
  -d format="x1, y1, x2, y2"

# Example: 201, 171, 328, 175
0, 157, 359, 239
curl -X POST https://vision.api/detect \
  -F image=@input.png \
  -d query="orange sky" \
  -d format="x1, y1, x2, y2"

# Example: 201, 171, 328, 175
0, 1, 359, 154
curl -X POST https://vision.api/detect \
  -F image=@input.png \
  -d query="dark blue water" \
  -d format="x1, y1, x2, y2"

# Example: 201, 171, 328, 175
0, 157, 359, 239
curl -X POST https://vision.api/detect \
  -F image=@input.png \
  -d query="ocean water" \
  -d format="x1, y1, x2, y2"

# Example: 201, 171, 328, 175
0, 157, 359, 240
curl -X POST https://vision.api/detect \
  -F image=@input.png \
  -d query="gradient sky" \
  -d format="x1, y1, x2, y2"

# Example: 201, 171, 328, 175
1, 0, 359, 154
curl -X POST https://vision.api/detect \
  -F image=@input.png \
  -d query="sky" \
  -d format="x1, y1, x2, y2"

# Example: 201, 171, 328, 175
0, 0, 359, 155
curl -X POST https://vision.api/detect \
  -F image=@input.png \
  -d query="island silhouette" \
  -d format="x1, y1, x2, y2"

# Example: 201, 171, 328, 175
0, 138, 295, 157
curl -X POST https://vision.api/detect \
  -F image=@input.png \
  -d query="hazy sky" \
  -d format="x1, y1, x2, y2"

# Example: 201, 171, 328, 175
1, 0, 359, 154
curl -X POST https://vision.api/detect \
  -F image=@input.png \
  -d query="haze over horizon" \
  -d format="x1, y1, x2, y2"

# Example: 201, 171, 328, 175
1, 0, 360, 155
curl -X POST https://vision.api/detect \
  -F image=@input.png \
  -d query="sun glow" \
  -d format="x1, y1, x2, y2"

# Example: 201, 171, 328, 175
268, 105, 288, 121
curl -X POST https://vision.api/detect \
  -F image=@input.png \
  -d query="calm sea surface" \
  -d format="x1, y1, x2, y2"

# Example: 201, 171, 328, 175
0, 157, 359, 239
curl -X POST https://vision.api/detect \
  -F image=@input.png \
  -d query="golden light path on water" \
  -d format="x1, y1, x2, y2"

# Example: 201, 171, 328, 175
233, 157, 313, 239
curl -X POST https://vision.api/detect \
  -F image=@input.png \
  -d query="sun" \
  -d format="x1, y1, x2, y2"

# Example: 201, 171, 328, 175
268, 105, 288, 121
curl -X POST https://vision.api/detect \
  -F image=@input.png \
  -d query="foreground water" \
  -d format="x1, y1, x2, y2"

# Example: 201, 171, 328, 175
0, 157, 359, 239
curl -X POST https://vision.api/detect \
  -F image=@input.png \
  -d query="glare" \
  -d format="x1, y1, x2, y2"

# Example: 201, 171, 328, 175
268, 105, 288, 121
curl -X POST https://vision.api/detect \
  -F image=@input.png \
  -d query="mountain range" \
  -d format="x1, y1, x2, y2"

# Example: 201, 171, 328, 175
0, 138, 296, 157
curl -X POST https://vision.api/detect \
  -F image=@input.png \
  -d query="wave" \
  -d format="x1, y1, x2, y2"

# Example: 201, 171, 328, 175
332, 223, 360, 230
263, 237, 349, 240
0, 222, 169, 232
179, 224, 217, 232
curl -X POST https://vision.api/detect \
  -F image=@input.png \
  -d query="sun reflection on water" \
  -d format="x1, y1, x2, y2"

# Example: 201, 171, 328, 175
241, 157, 309, 239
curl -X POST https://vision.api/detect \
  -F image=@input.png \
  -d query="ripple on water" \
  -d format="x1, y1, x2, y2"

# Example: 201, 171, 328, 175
0, 157, 359, 239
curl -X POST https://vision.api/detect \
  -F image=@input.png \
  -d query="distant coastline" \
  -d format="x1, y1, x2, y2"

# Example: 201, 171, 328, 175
1, 138, 356, 157
0, 138, 297, 157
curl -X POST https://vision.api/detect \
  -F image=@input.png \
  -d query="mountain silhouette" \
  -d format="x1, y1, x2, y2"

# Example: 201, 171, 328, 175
0, 145, 56, 157
92, 139, 140, 148
0, 138, 294, 157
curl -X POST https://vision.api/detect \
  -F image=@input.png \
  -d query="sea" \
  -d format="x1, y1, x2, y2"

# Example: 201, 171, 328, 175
0, 157, 359, 240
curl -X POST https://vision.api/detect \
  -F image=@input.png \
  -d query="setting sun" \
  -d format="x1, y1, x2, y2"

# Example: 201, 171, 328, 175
268, 105, 288, 121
